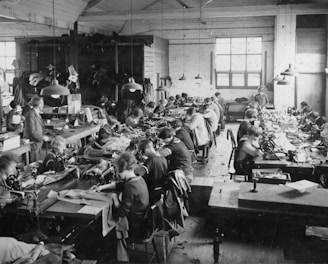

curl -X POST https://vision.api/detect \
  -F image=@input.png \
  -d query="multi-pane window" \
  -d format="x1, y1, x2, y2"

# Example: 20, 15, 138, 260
215, 37, 262, 89
0, 42, 16, 86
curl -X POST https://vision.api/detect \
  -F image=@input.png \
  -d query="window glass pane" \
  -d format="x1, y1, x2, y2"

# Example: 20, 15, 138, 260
5, 42, 16, 56
216, 55, 230, 71
217, 73, 229, 86
216, 38, 230, 54
247, 55, 262, 71
0, 43, 5, 56
5, 57, 15, 69
247, 37, 262, 54
231, 38, 246, 54
248, 73, 261, 86
0, 57, 6, 69
231, 55, 246, 71
5, 72, 15, 85
232, 73, 245, 86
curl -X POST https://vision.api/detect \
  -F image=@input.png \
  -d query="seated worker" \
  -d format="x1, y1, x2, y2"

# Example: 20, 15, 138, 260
84, 125, 113, 160
144, 101, 156, 118
91, 152, 149, 262
214, 92, 226, 112
138, 139, 168, 204
300, 101, 309, 115
308, 111, 326, 129
201, 102, 218, 133
204, 97, 220, 123
39, 136, 67, 173
158, 128, 193, 182
181, 93, 189, 105
237, 109, 258, 142
154, 99, 168, 116
253, 86, 269, 108
167, 96, 176, 109
171, 119, 195, 152
125, 108, 144, 128
0, 153, 20, 197
6, 101, 23, 133
185, 107, 210, 148
0, 237, 51, 264
234, 126, 263, 178
175, 94, 183, 107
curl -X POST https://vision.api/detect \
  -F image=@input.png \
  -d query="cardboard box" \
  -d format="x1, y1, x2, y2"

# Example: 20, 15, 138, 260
0, 133, 20, 151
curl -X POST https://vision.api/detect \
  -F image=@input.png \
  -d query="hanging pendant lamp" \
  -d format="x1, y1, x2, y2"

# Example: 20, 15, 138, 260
122, 77, 143, 93
122, 0, 143, 93
195, 0, 202, 80
41, 79, 70, 96
179, 73, 187, 81
41, 0, 70, 98
277, 76, 289, 85
272, 75, 282, 82
156, 80, 168, 92
179, 7, 187, 81
195, 74, 202, 80
281, 64, 295, 76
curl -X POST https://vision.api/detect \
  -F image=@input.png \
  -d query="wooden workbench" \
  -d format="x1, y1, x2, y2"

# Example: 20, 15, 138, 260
45, 124, 101, 145
208, 181, 328, 263
3, 142, 31, 164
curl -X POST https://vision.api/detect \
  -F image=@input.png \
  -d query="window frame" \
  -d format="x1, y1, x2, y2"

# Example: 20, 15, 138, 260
0, 41, 16, 86
215, 37, 262, 89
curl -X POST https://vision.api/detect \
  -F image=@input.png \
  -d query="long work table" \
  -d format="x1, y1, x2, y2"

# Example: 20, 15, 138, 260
44, 123, 101, 146
208, 181, 328, 263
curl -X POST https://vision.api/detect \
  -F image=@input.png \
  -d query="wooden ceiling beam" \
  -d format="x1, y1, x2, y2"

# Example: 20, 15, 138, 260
0, 1, 109, 34
79, 4, 328, 22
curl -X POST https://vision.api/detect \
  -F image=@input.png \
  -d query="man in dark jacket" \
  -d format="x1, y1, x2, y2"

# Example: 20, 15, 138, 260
23, 96, 45, 162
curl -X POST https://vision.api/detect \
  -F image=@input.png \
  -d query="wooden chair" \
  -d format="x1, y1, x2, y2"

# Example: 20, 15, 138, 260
127, 204, 161, 264
227, 128, 237, 171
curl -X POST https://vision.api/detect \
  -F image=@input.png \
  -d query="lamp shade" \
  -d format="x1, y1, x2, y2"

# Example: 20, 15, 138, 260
281, 64, 296, 76
40, 79, 70, 96
122, 77, 143, 92
179, 73, 186, 81
194, 74, 202, 80
156, 83, 168, 92
277, 76, 289, 85
272, 75, 282, 82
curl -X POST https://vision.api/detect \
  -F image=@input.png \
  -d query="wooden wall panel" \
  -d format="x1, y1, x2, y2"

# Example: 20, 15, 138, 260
296, 28, 327, 114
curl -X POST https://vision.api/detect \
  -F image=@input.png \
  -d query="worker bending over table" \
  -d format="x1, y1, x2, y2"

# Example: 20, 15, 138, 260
158, 128, 193, 183
237, 109, 258, 142
234, 126, 263, 179
0, 153, 20, 199
138, 139, 168, 204
83, 124, 113, 160
91, 152, 149, 262
39, 136, 67, 173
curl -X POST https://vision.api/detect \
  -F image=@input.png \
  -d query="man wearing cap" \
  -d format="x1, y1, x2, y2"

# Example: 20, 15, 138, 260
254, 86, 269, 108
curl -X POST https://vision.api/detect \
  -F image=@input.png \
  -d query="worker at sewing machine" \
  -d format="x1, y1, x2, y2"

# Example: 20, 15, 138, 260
91, 152, 149, 262
39, 136, 68, 174
234, 126, 263, 180
83, 124, 113, 160
0, 153, 20, 205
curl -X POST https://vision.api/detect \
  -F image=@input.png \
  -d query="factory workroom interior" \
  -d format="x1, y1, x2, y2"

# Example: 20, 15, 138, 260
1, 0, 328, 263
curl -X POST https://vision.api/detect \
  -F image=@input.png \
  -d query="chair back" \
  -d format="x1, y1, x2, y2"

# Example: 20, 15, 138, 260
227, 128, 237, 149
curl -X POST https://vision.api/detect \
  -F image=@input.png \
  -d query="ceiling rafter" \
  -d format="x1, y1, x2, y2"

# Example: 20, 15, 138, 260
79, 3, 328, 22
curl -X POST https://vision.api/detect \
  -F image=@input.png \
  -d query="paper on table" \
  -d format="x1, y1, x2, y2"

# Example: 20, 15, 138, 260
78, 205, 102, 215
285, 180, 318, 193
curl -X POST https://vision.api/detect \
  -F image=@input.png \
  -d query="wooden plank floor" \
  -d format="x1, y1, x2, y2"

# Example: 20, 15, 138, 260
168, 216, 291, 264
167, 123, 328, 264
169, 123, 291, 264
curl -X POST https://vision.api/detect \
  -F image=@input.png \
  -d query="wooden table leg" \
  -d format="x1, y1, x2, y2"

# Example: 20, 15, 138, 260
213, 216, 224, 263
